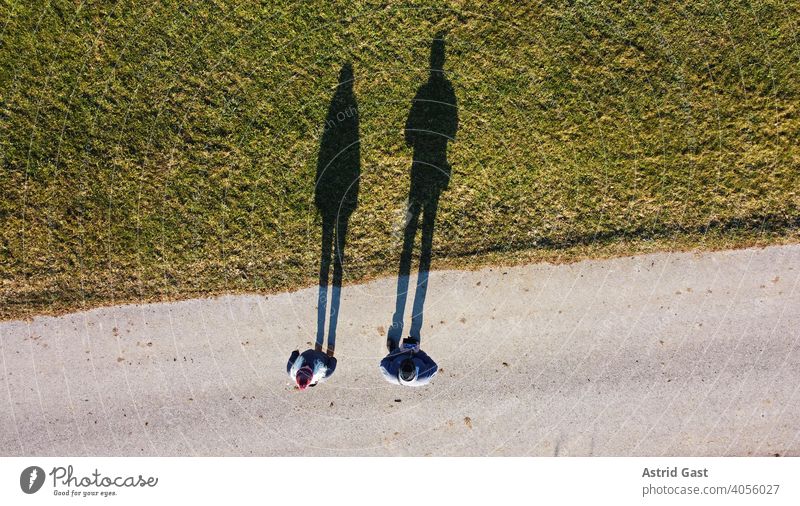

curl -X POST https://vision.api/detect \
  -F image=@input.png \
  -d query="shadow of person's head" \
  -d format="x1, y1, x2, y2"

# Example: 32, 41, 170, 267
430, 33, 446, 73
338, 62, 354, 89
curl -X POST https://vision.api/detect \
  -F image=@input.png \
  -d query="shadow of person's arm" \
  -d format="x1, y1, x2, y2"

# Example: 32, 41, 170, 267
379, 354, 401, 385
405, 86, 425, 148
445, 80, 458, 141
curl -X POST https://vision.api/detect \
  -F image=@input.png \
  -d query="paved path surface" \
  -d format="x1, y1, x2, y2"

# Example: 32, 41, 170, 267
2, 245, 799, 456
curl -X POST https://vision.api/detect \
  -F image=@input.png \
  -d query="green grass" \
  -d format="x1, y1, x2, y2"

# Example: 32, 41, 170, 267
2, 1, 799, 320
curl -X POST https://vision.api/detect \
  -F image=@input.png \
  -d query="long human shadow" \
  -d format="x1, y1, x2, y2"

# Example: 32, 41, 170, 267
314, 63, 360, 357
387, 35, 458, 351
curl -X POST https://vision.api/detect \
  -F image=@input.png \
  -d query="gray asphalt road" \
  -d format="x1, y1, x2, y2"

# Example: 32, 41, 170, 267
1, 245, 799, 456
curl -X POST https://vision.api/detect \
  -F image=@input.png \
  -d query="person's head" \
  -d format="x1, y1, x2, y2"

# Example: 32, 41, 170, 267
295, 365, 314, 390
399, 359, 417, 384
429, 33, 446, 72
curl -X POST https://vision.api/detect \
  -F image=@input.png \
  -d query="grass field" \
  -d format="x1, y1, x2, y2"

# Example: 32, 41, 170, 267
2, 1, 799, 321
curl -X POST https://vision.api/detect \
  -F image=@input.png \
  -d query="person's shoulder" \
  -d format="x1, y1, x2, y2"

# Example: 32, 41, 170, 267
299, 349, 327, 364
414, 348, 432, 359
415, 350, 437, 366
380, 352, 399, 370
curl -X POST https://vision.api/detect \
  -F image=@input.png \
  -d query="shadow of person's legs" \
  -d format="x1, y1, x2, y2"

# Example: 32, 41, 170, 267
316, 215, 335, 351
388, 199, 422, 350
409, 194, 439, 339
326, 213, 350, 354
313, 62, 360, 357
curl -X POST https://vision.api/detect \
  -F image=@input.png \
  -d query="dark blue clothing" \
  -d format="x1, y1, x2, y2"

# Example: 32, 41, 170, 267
380, 347, 438, 386
287, 349, 337, 386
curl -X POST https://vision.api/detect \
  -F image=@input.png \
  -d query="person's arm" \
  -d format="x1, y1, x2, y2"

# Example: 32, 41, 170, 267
312, 364, 329, 384
380, 365, 400, 385
310, 354, 330, 384
326, 356, 337, 377
286, 350, 300, 376
411, 373, 436, 386
446, 82, 458, 141
380, 356, 401, 385
413, 352, 438, 386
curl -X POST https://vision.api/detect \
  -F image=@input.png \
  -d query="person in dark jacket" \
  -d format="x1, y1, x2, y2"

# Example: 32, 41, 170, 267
287, 349, 337, 390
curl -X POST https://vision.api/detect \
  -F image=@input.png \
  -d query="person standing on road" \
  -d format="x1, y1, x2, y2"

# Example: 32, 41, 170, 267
287, 62, 359, 390
380, 337, 438, 387
287, 348, 337, 390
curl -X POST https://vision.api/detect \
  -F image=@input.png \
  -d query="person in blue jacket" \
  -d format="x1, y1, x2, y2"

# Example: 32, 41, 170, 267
380, 337, 438, 387
386, 34, 457, 353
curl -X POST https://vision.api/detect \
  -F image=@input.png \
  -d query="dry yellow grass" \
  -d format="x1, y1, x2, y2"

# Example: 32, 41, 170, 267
2, 1, 798, 320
